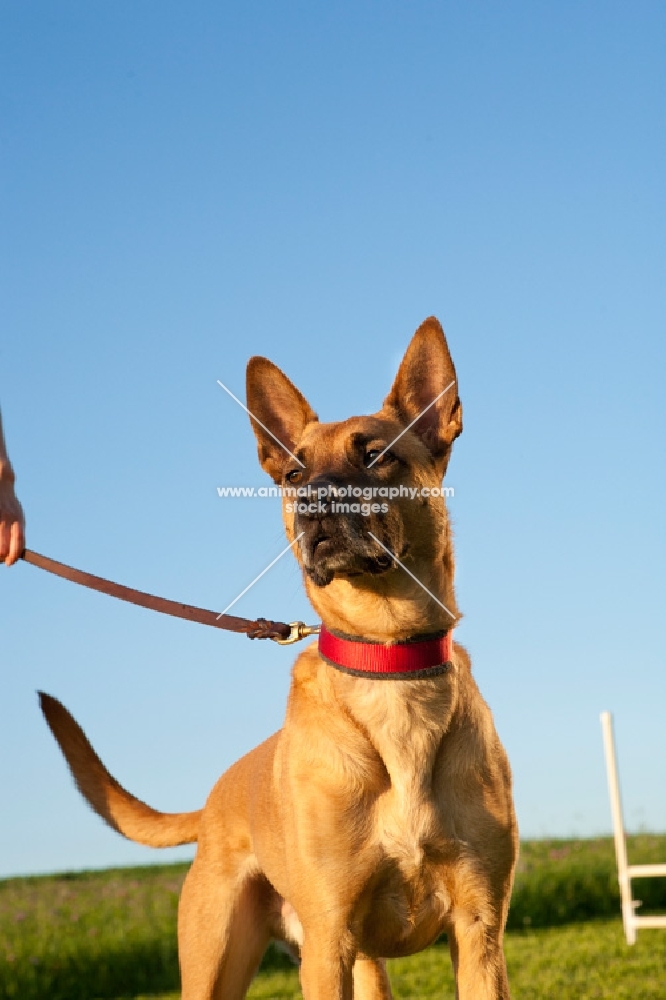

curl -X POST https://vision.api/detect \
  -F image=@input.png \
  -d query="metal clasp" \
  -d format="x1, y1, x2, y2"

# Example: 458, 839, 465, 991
272, 621, 321, 645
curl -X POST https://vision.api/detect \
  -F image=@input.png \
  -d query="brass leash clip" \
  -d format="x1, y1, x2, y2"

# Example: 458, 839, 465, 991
272, 621, 321, 645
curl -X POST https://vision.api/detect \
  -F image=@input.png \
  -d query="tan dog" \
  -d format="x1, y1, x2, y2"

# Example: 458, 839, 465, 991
40, 317, 518, 1000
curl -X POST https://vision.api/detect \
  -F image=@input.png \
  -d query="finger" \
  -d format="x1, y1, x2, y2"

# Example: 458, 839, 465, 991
7, 519, 24, 566
0, 519, 9, 564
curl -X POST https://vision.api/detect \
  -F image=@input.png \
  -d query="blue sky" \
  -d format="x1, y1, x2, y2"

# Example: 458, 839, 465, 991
1, 2, 665, 876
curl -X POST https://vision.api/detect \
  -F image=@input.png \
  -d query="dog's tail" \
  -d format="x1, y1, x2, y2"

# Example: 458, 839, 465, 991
39, 692, 201, 848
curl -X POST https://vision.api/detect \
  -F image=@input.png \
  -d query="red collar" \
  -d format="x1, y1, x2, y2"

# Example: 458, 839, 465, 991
318, 625, 454, 679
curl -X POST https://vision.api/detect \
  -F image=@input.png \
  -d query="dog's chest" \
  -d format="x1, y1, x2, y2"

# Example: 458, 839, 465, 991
351, 677, 449, 823
350, 681, 455, 944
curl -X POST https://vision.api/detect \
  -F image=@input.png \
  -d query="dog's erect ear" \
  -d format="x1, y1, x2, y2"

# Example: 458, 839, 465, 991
383, 317, 462, 468
246, 357, 318, 483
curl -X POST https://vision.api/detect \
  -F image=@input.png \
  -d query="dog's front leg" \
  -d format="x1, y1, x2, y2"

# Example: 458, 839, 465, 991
299, 931, 355, 1000
448, 916, 510, 1000
298, 933, 393, 999
352, 957, 393, 999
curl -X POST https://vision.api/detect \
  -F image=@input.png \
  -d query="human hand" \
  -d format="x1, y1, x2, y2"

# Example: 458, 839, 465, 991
0, 464, 25, 565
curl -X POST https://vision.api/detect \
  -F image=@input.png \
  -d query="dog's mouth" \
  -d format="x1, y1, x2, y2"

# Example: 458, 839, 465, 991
311, 533, 334, 557
299, 518, 401, 588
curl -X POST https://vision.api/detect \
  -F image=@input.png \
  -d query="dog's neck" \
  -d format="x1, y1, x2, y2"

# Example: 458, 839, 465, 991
304, 547, 459, 644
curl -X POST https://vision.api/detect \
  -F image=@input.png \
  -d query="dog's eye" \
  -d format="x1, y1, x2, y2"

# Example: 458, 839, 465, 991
364, 449, 392, 467
286, 469, 303, 484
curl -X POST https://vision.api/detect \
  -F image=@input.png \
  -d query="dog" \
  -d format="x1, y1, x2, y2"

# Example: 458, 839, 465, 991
40, 317, 518, 999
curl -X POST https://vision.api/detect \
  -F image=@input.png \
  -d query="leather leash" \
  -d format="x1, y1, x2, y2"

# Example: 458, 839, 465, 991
20, 549, 320, 645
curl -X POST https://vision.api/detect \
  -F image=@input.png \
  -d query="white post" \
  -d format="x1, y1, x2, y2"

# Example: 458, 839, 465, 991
600, 711, 636, 944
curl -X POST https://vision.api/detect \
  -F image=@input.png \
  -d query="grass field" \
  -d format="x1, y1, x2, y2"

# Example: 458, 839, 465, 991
141, 920, 666, 1000
252, 919, 666, 1000
2, 836, 666, 999
130, 920, 666, 1000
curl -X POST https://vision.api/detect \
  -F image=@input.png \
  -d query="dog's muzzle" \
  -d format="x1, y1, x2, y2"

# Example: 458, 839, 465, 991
294, 481, 399, 588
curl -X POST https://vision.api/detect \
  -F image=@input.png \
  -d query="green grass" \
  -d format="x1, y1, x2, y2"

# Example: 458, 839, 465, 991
0, 864, 185, 1000
510, 834, 666, 929
136, 921, 666, 1000
2, 836, 665, 999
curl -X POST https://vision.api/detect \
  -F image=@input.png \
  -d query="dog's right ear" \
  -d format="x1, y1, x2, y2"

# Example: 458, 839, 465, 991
246, 358, 318, 483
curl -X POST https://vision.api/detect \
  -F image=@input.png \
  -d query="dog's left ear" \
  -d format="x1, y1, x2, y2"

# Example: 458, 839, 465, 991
383, 317, 462, 470
246, 357, 318, 483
